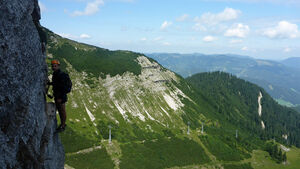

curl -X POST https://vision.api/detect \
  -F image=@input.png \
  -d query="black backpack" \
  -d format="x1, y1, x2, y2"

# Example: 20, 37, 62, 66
62, 72, 72, 94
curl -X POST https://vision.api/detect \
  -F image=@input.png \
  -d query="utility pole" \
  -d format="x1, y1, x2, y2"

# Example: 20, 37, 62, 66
201, 122, 204, 134
187, 121, 190, 135
108, 125, 112, 144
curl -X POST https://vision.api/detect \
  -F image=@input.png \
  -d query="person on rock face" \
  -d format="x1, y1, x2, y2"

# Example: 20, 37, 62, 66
48, 60, 71, 132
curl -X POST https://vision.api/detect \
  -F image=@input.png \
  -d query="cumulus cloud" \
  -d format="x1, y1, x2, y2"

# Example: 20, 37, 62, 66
80, 34, 91, 39
203, 36, 217, 42
241, 46, 248, 51
154, 37, 163, 41
140, 37, 147, 41
230, 39, 243, 44
224, 23, 250, 38
192, 23, 207, 32
162, 42, 171, 46
176, 14, 190, 22
161, 21, 173, 30
195, 7, 241, 25
262, 21, 299, 39
72, 0, 104, 16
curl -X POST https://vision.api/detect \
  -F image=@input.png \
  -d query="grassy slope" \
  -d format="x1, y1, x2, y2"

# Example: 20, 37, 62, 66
247, 147, 300, 169
186, 72, 300, 147
44, 28, 300, 169
46, 28, 142, 79
45, 29, 213, 168
66, 148, 115, 169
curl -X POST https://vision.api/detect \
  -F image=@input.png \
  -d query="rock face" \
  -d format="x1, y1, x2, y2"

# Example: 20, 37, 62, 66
0, 0, 64, 168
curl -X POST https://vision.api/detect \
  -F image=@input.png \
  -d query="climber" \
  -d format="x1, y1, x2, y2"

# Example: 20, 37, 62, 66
48, 60, 72, 132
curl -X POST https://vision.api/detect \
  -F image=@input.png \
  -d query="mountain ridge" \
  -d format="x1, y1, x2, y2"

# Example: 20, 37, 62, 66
147, 53, 300, 108
281, 57, 300, 71
44, 28, 300, 169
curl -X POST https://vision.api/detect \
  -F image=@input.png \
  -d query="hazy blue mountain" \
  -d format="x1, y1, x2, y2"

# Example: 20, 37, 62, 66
281, 57, 300, 71
147, 53, 300, 108
44, 28, 300, 168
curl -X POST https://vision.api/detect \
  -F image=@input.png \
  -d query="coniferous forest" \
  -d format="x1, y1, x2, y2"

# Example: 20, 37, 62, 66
186, 72, 300, 147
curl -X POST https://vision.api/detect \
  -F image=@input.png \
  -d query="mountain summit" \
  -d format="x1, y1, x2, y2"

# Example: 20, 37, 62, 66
45, 28, 300, 169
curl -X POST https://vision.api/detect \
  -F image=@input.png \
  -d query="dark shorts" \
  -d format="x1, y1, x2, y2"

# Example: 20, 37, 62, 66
54, 93, 68, 104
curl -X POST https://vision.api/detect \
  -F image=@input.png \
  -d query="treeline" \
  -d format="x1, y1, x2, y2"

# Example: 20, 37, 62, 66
186, 71, 300, 147
45, 28, 142, 79
264, 141, 287, 163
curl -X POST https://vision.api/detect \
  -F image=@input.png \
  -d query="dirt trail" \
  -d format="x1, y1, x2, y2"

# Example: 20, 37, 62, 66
66, 145, 102, 156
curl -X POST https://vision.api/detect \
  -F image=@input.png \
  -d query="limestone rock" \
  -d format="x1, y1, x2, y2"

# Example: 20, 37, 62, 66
0, 0, 64, 168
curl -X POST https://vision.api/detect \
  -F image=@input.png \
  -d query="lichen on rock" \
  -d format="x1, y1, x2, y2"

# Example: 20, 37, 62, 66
0, 0, 64, 168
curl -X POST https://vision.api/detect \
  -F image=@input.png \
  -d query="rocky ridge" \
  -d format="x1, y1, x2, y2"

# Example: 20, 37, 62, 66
0, 0, 64, 168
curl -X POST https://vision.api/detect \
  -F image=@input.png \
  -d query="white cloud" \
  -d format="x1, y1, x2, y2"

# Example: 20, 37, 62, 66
203, 36, 217, 42
262, 21, 299, 39
176, 14, 190, 22
225, 23, 250, 38
140, 37, 147, 41
162, 42, 171, 46
154, 37, 163, 41
72, 0, 104, 16
241, 46, 248, 51
284, 47, 292, 52
195, 7, 241, 25
230, 39, 243, 44
38, 1, 46, 12
161, 21, 173, 30
193, 23, 207, 31
80, 34, 91, 39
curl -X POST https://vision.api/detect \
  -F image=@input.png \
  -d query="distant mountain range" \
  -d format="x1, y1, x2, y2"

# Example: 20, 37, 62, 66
281, 57, 300, 71
44, 28, 300, 168
147, 53, 300, 108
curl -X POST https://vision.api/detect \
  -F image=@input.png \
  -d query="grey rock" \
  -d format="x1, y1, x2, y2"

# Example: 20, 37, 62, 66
0, 0, 64, 168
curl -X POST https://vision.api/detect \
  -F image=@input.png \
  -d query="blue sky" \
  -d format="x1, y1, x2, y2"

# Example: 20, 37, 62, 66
39, 0, 300, 60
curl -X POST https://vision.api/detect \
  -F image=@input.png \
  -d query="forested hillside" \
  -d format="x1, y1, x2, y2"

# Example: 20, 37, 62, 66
186, 72, 300, 147
44, 27, 300, 169
147, 53, 300, 109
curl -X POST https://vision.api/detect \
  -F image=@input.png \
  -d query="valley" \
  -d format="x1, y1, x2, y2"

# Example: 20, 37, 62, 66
147, 53, 300, 111
44, 28, 300, 169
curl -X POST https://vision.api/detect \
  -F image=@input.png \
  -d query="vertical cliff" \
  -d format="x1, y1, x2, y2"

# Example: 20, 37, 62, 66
0, 0, 64, 168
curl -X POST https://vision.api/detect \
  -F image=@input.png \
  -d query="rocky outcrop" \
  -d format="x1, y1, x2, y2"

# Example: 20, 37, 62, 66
0, 0, 64, 168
